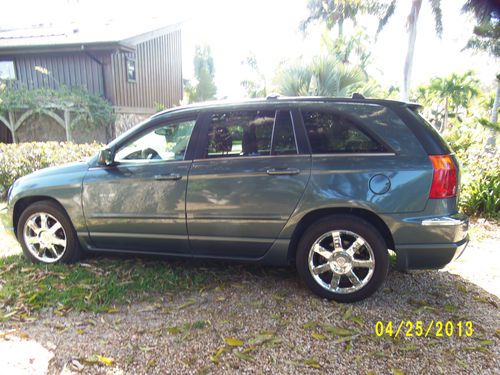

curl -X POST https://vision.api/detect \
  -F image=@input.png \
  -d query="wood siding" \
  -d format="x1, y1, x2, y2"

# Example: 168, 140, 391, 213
111, 30, 182, 109
12, 53, 104, 95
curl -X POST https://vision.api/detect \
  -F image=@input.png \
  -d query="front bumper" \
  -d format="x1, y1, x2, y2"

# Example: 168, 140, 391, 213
0, 205, 16, 241
392, 213, 469, 271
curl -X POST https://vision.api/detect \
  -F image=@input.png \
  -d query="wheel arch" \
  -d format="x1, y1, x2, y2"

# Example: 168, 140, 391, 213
287, 207, 395, 263
13, 196, 70, 238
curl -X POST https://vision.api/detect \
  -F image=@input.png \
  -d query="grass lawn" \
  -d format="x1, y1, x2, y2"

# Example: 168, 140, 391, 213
0, 202, 232, 320
0, 255, 220, 320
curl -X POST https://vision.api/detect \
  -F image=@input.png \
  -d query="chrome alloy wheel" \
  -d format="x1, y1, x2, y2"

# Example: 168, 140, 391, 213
308, 230, 375, 294
23, 212, 67, 263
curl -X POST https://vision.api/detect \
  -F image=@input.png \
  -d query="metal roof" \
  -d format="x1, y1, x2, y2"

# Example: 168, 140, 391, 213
0, 20, 182, 53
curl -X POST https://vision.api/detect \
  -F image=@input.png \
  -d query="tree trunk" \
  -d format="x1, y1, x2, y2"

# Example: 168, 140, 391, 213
401, 0, 422, 101
484, 76, 499, 152
443, 96, 449, 132
490, 75, 499, 124
338, 19, 344, 37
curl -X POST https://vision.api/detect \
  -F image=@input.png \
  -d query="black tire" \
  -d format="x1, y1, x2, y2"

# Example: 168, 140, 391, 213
296, 215, 389, 302
17, 200, 81, 264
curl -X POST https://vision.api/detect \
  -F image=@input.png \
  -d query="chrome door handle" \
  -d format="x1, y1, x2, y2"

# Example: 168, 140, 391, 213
154, 173, 182, 181
266, 168, 300, 176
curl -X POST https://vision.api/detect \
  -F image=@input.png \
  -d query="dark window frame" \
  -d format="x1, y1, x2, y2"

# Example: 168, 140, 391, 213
126, 56, 137, 83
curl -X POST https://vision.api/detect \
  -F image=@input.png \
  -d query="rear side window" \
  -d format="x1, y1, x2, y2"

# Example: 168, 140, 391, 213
302, 110, 387, 154
204, 110, 298, 158
206, 110, 274, 158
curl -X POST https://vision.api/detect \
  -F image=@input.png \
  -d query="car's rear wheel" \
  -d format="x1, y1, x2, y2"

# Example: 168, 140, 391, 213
17, 200, 81, 264
296, 215, 389, 302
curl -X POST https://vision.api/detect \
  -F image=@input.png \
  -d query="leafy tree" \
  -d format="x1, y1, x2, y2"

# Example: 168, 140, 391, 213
275, 56, 364, 97
184, 45, 217, 103
414, 71, 480, 132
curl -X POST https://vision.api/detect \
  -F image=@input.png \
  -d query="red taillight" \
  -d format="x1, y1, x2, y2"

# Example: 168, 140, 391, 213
428, 155, 457, 199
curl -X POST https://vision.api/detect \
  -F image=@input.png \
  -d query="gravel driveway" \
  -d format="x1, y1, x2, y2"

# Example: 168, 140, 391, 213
1, 220, 499, 375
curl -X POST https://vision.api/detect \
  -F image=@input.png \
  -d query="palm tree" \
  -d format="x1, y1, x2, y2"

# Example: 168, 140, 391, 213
462, 0, 500, 123
418, 71, 480, 131
301, 0, 393, 37
376, 0, 443, 101
301, 0, 443, 101
275, 57, 365, 97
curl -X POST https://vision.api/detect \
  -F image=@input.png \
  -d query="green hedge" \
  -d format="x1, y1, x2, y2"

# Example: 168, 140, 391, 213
0, 142, 103, 199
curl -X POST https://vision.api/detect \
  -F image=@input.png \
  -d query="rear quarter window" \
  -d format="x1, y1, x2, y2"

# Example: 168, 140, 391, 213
301, 110, 388, 154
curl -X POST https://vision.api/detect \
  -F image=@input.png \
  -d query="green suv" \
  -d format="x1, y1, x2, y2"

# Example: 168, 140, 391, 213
1, 96, 469, 302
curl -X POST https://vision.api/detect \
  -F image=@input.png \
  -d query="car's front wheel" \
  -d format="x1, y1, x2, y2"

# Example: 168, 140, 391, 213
296, 215, 389, 302
17, 200, 81, 264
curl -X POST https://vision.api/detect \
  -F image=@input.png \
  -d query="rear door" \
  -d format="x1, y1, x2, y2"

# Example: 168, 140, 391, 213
186, 108, 311, 258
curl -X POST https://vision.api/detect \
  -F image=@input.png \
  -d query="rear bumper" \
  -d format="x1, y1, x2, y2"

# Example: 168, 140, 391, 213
392, 213, 469, 271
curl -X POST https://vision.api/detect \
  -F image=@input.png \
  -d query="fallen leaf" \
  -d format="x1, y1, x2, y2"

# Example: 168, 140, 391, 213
248, 333, 275, 346
351, 316, 364, 327
323, 325, 355, 336
96, 355, 114, 366
399, 343, 417, 351
166, 326, 182, 334
392, 369, 405, 375
304, 358, 321, 369
302, 321, 317, 329
342, 306, 353, 320
234, 351, 253, 361
479, 339, 493, 346
177, 298, 197, 310
210, 346, 228, 364
224, 337, 244, 347
311, 332, 327, 340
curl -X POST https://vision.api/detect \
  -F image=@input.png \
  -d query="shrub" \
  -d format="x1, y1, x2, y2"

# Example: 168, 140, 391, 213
0, 142, 103, 199
457, 149, 500, 218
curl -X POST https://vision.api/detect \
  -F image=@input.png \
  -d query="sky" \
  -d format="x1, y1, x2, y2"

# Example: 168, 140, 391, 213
0, 0, 497, 99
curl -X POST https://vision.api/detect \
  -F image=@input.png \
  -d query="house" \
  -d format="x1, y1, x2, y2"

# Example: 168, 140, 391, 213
0, 21, 183, 143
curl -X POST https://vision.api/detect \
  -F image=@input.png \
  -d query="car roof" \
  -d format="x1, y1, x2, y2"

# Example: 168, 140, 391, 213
152, 96, 420, 118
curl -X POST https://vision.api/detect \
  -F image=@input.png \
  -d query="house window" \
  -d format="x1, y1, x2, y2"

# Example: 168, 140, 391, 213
126, 57, 136, 82
0, 61, 16, 80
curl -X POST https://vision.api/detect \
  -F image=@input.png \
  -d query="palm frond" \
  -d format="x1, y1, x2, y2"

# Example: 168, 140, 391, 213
429, 0, 443, 37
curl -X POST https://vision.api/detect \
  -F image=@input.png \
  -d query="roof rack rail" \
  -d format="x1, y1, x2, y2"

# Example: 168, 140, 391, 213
351, 92, 365, 99
266, 94, 280, 100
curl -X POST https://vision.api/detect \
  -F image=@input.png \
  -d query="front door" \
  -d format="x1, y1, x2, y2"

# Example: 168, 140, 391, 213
82, 117, 197, 253
186, 109, 311, 258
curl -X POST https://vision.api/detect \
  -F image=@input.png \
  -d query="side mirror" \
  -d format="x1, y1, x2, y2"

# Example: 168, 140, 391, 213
97, 149, 115, 166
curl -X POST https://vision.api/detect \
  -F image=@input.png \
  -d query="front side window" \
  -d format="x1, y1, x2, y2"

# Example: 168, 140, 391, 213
302, 110, 386, 153
115, 119, 196, 162
206, 110, 275, 158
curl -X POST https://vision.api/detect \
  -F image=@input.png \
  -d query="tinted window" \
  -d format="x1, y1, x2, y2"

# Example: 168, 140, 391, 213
302, 111, 386, 153
115, 119, 196, 162
272, 111, 297, 155
206, 110, 275, 158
